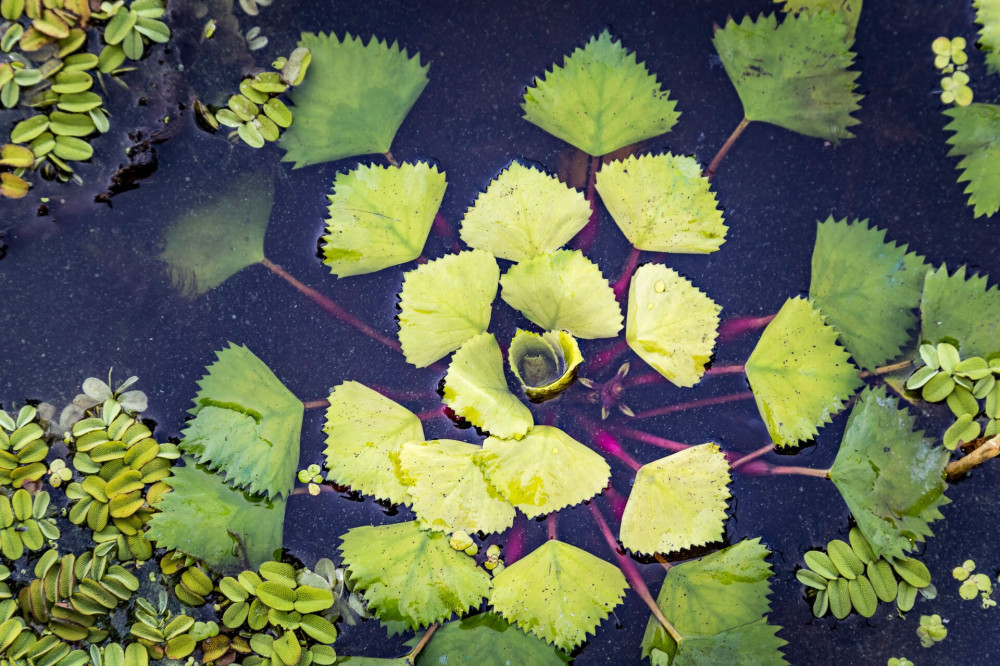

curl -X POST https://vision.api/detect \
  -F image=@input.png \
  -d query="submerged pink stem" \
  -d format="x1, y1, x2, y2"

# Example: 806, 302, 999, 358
547, 513, 558, 540
613, 247, 641, 299
613, 425, 690, 452
433, 213, 462, 254
718, 314, 776, 342
633, 391, 755, 419
572, 155, 602, 253
593, 430, 642, 471
589, 339, 630, 375
729, 443, 774, 470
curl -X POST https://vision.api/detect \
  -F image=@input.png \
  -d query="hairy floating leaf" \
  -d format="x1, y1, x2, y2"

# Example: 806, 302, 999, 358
413, 612, 570, 665
830, 387, 950, 561
323, 381, 424, 505
746, 297, 862, 446
395, 439, 515, 535
441, 333, 534, 440
160, 169, 273, 296
477, 426, 610, 518
322, 162, 447, 277
975, 0, 1000, 74
779, 0, 863, 39
280, 33, 428, 167
620, 443, 731, 556
508, 330, 583, 401
459, 162, 591, 262
489, 539, 627, 651
921, 265, 1000, 357
147, 463, 285, 570
595, 153, 726, 253
500, 250, 622, 338
339, 521, 492, 631
626, 264, 721, 388
398, 250, 500, 367
713, 12, 861, 141
809, 218, 927, 370
179, 344, 302, 498
641, 538, 787, 666
942, 103, 1000, 218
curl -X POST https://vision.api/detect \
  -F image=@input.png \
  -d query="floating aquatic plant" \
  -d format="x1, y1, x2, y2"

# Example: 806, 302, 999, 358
942, 104, 1000, 218
507, 329, 583, 400
975, 0, 1000, 74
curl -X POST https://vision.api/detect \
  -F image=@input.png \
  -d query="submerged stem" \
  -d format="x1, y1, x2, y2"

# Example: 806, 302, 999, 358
302, 399, 330, 410
613, 247, 641, 299
384, 150, 399, 167
547, 513, 558, 540
767, 464, 830, 479
573, 155, 603, 252
633, 391, 755, 419
705, 116, 750, 180
589, 339, 630, 375
406, 623, 438, 663
859, 359, 913, 378
730, 443, 773, 470
613, 425, 690, 452
946, 435, 1000, 479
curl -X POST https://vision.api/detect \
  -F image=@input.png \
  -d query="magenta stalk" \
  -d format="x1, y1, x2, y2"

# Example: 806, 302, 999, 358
612, 247, 641, 299
633, 391, 755, 419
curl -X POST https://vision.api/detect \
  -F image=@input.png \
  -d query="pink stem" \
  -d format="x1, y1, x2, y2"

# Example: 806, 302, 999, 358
633, 391, 755, 420
613, 425, 690, 452
705, 116, 750, 181
729, 443, 774, 470
504, 515, 526, 564
766, 464, 830, 479
705, 364, 746, 376
572, 155, 602, 253
417, 407, 446, 421
588, 339, 630, 375
547, 513, 557, 540
605, 483, 628, 520
718, 314, 776, 342
433, 213, 462, 254
593, 429, 642, 471
613, 247, 641, 299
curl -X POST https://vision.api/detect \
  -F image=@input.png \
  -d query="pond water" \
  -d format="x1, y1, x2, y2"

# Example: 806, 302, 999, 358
2, 0, 1000, 663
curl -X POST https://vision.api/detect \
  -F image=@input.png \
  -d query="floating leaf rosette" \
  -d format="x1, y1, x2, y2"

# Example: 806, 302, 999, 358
976, 0, 1000, 74
619, 443, 731, 556
394, 438, 515, 535
280, 33, 429, 167
921, 265, 1000, 357
322, 381, 424, 505
339, 521, 492, 631
522, 30, 679, 156
641, 539, 787, 666
441, 332, 534, 439
626, 264, 721, 388
414, 613, 570, 665
712, 12, 862, 141
322, 162, 447, 277
489, 539, 627, 651
459, 162, 591, 262
476, 426, 610, 518
745, 297, 862, 446
397, 250, 500, 368
595, 153, 727, 253
500, 250, 622, 339
942, 103, 1000, 219
809, 218, 927, 370
508, 329, 583, 401
179, 344, 303, 498
830, 388, 950, 561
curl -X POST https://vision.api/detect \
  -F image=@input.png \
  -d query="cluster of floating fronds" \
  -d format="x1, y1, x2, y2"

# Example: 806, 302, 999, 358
0, 0, 170, 198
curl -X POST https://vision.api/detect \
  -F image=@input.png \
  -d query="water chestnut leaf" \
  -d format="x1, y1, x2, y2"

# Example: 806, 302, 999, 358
975, 0, 1000, 74
489, 539, 627, 651
323, 162, 446, 277
596, 152, 727, 254
778, 0, 863, 39
943, 103, 1000, 218
921, 265, 1000, 357
459, 162, 591, 262
412, 612, 570, 666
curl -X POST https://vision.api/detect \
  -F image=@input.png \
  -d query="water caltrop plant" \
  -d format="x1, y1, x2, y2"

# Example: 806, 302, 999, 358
5, 1, 1000, 665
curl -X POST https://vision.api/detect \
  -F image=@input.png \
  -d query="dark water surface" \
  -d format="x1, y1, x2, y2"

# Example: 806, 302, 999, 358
3, 0, 1000, 663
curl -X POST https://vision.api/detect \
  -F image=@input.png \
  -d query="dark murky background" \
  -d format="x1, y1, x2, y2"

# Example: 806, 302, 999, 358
2, 0, 1000, 663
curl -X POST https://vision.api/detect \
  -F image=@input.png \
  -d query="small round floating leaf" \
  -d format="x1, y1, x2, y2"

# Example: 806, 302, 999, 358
897, 581, 917, 612
796, 569, 829, 590
946, 386, 979, 418
804, 550, 839, 580
293, 585, 334, 614
0, 23, 22, 52
937, 343, 960, 373
298, 613, 338, 643
253, 116, 280, 143
251, 71, 287, 94
263, 98, 292, 128
237, 121, 265, 148
827, 539, 864, 580
11, 115, 49, 143
0, 173, 29, 199
222, 600, 249, 628
0, 143, 34, 168
58, 28, 87, 57
892, 557, 932, 588
943, 413, 980, 451
134, 16, 169, 43
57, 91, 103, 113
12, 67, 43, 86
281, 46, 311, 86
63, 53, 100, 72
51, 70, 93, 94
848, 576, 878, 618
49, 112, 95, 137
867, 559, 897, 603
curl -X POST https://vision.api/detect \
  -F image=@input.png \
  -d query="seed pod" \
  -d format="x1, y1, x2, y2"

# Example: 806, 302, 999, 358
848, 576, 878, 617
827, 540, 864, 580
896, 580, 917, 612
796, 569, 829, 590
867, 559, 897, 603
828, 577, 851, 619
804, 550, 839, 580
892, 557, 931, 588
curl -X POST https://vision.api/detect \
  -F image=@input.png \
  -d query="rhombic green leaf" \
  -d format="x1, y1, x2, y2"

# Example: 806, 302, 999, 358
147, 462, 285, 571
595, 153, 727, 253
522, 30, 680, 156
779, 0, 863, 40
745, 297, 862, 446
943, 103, 1000, 218
459, 162, 591, 262
829, 387, 950, 561
641, 539, 787, 666
280, 33, 429, 167
322, 162, 447, 277
712, 12, 862, 141
339, 521, 492, 631
975, 0, 1000, 74
477, 426, 610, 518
489, 539, 627, 651
323, 381, 424, 505
398, 250, 500, 368
921, 264, 1000, 357
395, 439, 515, 535
179, 344, 303, 498
619, 443, 730, 556
413, 613, 570, 666
809, 218, 927, 370
441, 333, 534, 440
500, 250, 623, 338
626, 264, 721, 388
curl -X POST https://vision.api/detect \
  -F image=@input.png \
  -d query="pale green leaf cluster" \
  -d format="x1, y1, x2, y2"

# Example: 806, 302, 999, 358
778, 0, 863, 40
459, 162, 591, 262
179, 344, 303, 498
489, 540, 627, 651
713, 12, 862, 141
323, 381, 424, 505
397, 250, 500, 367
943, 103, 1000, 218
280, 33, 429, 167
626, 264, 721, 388
920, 264, 1000, 357
595, 153, 727, 253
322, 162, 447, 277
809, 218, 927, 370
620, 443, 731, 556
522, 30, 679, 156
500, 250, 622, 339
745, 297, 862, 446
641, 539, 787, 666
829, 388, 950, 561
975, 0, 1000, 74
